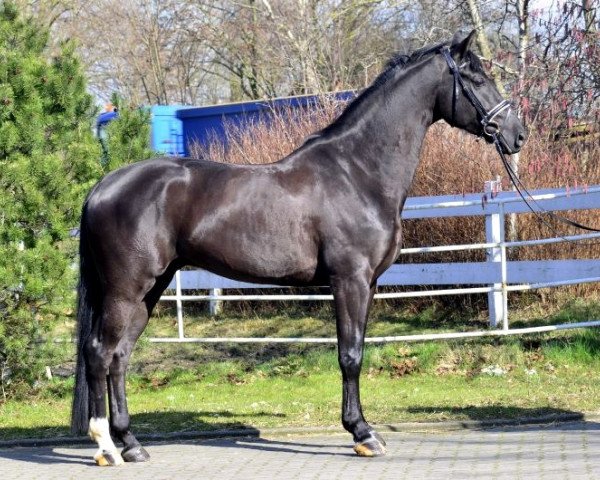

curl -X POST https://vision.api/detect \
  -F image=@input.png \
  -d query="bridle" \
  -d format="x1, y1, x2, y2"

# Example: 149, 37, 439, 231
439, 45, 600, 235
440, 46, 512, 141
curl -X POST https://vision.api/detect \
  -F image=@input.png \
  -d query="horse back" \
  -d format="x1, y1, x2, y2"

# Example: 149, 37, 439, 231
84, 156, 326, 287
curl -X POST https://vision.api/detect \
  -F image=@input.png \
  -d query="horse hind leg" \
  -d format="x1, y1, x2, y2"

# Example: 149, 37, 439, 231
107, 303, 150, 463
85, 295, 139, 466
88, 417, 123, 466
107, 266, 179, 463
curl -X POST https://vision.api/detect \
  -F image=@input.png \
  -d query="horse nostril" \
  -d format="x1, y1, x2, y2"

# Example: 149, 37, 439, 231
515, 131, 527, 148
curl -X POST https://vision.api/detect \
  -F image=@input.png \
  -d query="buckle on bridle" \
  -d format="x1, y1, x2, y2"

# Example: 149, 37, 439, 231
482, 120, 500, 137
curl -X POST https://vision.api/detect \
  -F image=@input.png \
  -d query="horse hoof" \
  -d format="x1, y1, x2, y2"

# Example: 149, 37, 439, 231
122, 445, 150, 463
94, 449, 124, 466
369, 430, 387, 447
353, 436, 387, 457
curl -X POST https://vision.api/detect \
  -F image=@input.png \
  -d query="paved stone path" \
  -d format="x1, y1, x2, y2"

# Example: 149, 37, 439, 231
1, 421, 599, 479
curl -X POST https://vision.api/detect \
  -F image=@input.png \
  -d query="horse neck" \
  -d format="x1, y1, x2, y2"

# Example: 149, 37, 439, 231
324, 55, 441, 205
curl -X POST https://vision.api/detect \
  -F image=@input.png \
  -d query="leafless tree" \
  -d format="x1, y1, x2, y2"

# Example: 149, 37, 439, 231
39, 0, 221, 105
187, 1, 420, 100
21, 0, 598, 126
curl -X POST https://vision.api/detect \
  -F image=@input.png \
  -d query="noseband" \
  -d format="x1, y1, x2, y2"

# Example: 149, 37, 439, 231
440, 46, 511, 139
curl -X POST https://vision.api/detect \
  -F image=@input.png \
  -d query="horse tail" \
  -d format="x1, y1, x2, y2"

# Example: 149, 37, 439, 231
71, 204, 100, 435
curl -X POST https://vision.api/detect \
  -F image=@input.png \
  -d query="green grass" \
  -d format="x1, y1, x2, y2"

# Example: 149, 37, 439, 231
1, 296, 600, 441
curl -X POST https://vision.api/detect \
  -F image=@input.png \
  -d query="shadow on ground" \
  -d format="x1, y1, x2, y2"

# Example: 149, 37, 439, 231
0, 410, 281, 444
403, 405, 597, 432
0, 410, 353, 466
0, 435, 358, 466
1, 404, 594, 444
2, 406, 600, 466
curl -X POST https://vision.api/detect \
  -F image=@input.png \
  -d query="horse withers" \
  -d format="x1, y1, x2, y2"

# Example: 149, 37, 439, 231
71, 30, 527, 465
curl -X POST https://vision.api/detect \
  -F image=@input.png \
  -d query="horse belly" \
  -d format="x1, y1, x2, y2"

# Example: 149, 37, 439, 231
182, 215, 320, 286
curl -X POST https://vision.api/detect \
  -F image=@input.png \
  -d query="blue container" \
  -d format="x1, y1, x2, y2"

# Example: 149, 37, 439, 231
176, 91, 355, 157
150, 105, 192, 156
108, 91, 358, 158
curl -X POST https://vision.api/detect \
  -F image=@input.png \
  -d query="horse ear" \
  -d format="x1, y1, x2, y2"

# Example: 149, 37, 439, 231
451, 29, 477, 60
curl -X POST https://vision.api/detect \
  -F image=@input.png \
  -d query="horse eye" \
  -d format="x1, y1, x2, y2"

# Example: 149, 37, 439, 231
472, 75, 485, 87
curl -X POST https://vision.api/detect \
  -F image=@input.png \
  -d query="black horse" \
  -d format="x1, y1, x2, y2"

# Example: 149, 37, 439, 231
71, 30, 527, 465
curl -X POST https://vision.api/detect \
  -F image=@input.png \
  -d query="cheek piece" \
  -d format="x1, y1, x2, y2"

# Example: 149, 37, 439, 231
440, 46, 512, 144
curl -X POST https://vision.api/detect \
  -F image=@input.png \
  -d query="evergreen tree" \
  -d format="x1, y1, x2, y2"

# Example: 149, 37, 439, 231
102, 94, 154, 171
0, 2, 101, 395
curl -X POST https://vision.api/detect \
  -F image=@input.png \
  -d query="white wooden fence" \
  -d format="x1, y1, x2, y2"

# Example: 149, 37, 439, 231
152, 182, 600, 343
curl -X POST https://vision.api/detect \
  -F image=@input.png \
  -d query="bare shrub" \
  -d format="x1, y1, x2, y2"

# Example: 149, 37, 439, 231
410, 124, 600, 263
189, 97, 600, 305
404, 124, 500, 265
190, 96, 346, 164
515, 129, 600, 262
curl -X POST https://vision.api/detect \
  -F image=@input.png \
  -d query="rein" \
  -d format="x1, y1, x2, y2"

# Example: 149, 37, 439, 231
440, 46, 600, 236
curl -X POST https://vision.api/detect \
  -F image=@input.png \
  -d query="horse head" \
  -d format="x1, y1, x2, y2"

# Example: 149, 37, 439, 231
435, 30, 528, 154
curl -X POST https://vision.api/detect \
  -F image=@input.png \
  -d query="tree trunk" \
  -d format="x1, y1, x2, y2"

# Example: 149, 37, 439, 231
465, 0, 506, 96
583, 0, 597, 36
508, 0, 531, 241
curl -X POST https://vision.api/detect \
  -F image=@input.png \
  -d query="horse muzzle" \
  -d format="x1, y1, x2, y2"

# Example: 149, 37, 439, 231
488, 125, 528, 155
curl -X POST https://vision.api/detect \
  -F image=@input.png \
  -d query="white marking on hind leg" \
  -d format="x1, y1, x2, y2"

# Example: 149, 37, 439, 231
88, 417, 124, 466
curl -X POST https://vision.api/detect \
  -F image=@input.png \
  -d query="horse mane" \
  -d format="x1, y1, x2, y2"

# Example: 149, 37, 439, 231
300, 41, 452, 148
371, 42, 484, 93
378, 42, 450, 85
333, 41, 449, 126
299, 39, 485, 150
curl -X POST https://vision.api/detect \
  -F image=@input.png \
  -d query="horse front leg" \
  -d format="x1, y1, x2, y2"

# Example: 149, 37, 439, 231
331, 277, 386, 457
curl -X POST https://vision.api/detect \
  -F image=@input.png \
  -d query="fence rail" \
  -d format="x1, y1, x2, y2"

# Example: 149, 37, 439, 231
152, 183, 600, 343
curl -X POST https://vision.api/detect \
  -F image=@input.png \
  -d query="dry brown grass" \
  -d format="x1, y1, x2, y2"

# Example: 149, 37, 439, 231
190, 97, 345, 164
189, 96, 600, 270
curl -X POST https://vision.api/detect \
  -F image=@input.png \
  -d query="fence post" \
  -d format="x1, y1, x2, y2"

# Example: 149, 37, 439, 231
175, 270, 185, 339
484, 179, 506, 328
209, 288, 222, 316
